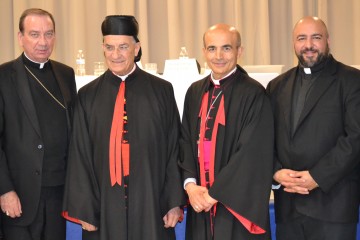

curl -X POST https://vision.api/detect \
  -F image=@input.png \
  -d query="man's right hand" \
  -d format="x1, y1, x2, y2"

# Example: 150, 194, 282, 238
0, 191, 22, 218
79, 220, 98, 231
273, 169, 309, 194
185, 183, 212, 212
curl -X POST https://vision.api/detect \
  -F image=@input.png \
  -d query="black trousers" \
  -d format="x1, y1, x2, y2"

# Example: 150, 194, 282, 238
0, 216, 3, 239
2, 186, 65, 240
82, 230, 100, 240
276, 214, 357, 240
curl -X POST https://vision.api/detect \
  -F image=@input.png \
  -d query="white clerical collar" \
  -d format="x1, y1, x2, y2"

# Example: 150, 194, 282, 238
303, 68, 311, 74
211, 67, 237, 85
114, 64, 136, 81
24, 52, 49, 69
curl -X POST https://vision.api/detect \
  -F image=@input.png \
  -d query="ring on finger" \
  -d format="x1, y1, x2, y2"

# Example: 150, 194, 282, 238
6, 211, 9, 216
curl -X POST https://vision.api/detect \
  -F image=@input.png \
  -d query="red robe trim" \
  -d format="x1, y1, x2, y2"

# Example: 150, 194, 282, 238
199, 91, 265, 234
62, 211, 80, 224
198, 91, 209, 188
226, 207, 266, 234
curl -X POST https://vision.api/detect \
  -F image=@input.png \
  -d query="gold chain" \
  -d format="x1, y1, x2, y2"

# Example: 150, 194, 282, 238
24, 65, 66, 110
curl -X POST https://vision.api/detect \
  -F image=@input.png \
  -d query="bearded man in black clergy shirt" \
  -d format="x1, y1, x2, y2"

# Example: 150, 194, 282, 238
0, 8, 77, 240
267, 16, 360, 240
63, 15, 186, 240
179, 23, 274, 239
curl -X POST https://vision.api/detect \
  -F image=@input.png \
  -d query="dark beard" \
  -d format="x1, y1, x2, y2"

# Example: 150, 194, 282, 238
297, 46, 329, 68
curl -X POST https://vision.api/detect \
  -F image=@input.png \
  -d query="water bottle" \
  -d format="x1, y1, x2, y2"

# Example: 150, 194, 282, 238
76, 50, 86, 76
179, 47, 189, 59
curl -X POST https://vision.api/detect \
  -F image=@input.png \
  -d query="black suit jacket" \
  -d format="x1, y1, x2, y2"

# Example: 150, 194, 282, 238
0, 55, 77, 225
267, 55, 360, 223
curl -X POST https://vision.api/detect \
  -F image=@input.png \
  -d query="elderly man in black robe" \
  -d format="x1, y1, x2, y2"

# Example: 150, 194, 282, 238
63, 15, 185, 240
179, 23, 274, 239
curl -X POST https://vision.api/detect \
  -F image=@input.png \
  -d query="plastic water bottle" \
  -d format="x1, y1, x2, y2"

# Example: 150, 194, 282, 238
76, 50, 86, 76
179, 47, 189, 59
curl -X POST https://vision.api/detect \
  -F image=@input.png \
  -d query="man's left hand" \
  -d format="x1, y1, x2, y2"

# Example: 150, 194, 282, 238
163, 206, 182, 228
203, 191, 217, 212
284, 170, 319, 194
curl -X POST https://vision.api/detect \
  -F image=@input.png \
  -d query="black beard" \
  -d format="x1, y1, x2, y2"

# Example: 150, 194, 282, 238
297, 46, 329, 68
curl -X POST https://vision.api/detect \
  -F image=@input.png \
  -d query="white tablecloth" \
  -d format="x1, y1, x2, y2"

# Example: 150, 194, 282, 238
248, 72, 279, 88
75, 75, 98, 91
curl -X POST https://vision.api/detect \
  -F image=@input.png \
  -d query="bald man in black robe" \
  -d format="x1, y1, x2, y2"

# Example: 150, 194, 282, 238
179, 24, 274, 239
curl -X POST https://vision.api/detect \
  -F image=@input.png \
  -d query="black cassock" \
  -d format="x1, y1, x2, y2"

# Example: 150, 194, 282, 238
179, 65, 274, 240
63, 67, 186, 240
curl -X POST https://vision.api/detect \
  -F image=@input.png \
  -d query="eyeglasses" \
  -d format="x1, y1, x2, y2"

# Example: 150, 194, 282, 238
103, 43, 130, 53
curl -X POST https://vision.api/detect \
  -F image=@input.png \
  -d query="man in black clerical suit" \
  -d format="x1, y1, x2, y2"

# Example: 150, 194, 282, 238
63, 15, 185, 240
0, 8, 77, 240
267, 16, 360, 240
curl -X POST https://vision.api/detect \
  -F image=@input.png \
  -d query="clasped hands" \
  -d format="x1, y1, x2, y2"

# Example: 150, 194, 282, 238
273, 169, 319, 194
185, 183, 217, 213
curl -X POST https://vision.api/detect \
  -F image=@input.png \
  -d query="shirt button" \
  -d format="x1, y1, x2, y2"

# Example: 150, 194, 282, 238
35, 170, 40, 175
38, 144, 43, 149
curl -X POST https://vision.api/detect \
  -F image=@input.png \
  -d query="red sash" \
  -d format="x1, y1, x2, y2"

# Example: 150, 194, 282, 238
109, 81, 129, 186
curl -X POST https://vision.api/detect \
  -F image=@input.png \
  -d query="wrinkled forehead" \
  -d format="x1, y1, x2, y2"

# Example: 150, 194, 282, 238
23, 14, 54, 29
103, 35, 136, 44
205, 28, 238, 46
293, 18, 328, 39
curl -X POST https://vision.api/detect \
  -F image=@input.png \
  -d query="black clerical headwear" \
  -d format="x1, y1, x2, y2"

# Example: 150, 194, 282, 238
101, 15, 142, 62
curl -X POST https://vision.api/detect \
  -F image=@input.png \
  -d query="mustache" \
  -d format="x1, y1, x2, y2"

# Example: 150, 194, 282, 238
300, 47, 319, 54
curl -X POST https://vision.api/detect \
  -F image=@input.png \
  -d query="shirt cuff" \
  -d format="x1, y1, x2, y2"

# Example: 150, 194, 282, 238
272, 184, 281, 190
184, 178, 197, 190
